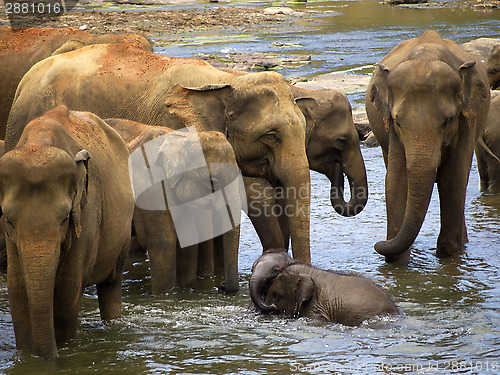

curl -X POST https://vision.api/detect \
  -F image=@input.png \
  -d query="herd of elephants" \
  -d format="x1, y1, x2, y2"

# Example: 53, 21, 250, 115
0, 25, 499, 358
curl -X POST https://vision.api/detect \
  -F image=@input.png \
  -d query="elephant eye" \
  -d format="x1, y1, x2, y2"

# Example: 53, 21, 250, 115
442, 116, 454, 129
334, 137, 348, 150
260, 131, 280, 144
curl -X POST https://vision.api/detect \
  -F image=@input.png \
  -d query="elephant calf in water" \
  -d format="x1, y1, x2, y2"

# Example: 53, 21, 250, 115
250, 251, 398, 326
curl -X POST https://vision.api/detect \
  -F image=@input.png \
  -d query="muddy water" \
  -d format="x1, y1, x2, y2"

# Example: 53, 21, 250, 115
1, 1, 500, 373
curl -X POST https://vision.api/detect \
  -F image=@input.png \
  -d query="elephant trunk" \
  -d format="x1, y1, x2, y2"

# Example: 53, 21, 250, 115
375, 144, 439, 258
272, 150, 311, 264
329, 148, 368, 217
19, 237, 60, 358
249, 266, 276, 313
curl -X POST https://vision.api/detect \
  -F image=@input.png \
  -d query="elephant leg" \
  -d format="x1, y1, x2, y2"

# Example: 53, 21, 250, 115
213, 235, 224, 276
176, 244, 198, 288
475, 147, 490, 192
487, 150, 500, 193
96, 242, 127, 321
385, 133, 408, 241
244, 177, 286, 250
135, 209, 177, 294
7, 248, 34, 351
436, 146, 474, 258
221, 225, 240, 293
197, 240, 215, 278
276, 192, 290, 250
53, 278, 82, 343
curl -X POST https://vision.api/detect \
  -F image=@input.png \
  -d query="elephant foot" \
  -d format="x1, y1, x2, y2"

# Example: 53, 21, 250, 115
435, 245, 465, 259
384, 249, 411, 264
436, 236, 465, 258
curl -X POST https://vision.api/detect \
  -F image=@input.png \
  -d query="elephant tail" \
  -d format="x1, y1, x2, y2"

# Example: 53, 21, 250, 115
478, 135, 500, 164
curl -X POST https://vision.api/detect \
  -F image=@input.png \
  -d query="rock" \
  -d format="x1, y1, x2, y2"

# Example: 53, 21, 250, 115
196, 52, 311, 71
293, 72, 371, 94
386, 0, 427, 4
262, 7, 303, 16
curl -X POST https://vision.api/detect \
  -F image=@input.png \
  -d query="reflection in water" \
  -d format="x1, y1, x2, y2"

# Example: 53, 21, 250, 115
1, 0, 500, 373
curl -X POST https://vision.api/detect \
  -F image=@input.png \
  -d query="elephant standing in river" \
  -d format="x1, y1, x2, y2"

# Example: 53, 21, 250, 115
106, 118, 242, 294
366, 30, 491, 262
0, 26, 151, 139
0, 106, 134, 358
244, 87, 368, 250
460, 37, 500, 90
250, 250, 398, 326
476, 95, 500, 194
6, 43, 311, 264
487, 45, 500, 90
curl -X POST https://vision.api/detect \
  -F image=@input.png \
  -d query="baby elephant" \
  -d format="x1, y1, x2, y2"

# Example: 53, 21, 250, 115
250, 251, 398, 326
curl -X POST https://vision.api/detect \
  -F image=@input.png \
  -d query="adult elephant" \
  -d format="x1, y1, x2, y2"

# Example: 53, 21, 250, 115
6, 43, 311, 263
245, 87, 368, 249
487, 45, 500, 90
476, 94, 500, 193
366, 30, 491, 262
249, 250, 398, 325
106, 118, 242, 294
0, 26, 152, 139
460, 37, 500, 65
0, 105, 134, 358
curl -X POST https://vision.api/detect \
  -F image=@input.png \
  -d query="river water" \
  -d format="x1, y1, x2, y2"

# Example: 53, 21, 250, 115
1, 1, 499, 374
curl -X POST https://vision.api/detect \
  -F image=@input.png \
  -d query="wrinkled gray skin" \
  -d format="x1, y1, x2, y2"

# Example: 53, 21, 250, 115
6, 43, 311, 264
106, 118, 241, 294
459, 38, 500, 90
476, 94, 500, 194
250, 251, 398, 325
366, 30, 491, 262
244, 87, 368, 250
487, 45, 500, 90
460, 37, 500, 65
0, 105, 134, 358
249, 250, 295, 312
0, 26, 152, 139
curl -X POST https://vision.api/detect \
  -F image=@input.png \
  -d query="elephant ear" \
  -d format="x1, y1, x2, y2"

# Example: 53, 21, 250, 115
459, 61, 490, 128
72, 149, 90, 239
164, 84, 234, 134
51, 39, 86, 56
369, 63, 392, 133
294, 97, 319, 132
292, 273, 315, 317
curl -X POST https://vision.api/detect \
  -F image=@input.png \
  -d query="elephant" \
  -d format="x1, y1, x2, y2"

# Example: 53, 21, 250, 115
5, 42, 311, 264
366, 30, 491, 262
460, 37, 500, 66
249, 250, 398, 326
105, 118, 242, 294
0, 105, 134, 358
244, 87, 368, 250
476, 94, 500, 194
487, 45, 500, 90
0, 26, 152, 139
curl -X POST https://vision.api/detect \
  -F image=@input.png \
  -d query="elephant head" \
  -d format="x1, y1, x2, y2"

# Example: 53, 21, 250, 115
249, 250, 294, 313
264, 269, 315, 318
368, 49, 490, 258
163, 72, 311, 263
293, 88, 368, 217
0, 126, 89, 358
486, 45, 500, 89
